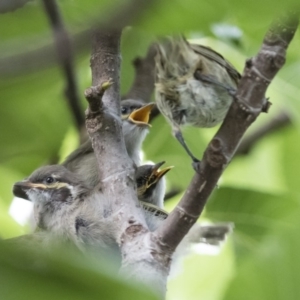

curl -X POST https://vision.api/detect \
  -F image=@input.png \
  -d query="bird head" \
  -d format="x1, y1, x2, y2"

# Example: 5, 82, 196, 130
13, 165, 88, 230
136, 161, 173, 207
121, 100, 155, 164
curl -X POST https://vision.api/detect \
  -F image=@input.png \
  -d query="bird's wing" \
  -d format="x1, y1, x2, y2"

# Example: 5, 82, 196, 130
190, 43, 241, 84
62, 139, 94, 169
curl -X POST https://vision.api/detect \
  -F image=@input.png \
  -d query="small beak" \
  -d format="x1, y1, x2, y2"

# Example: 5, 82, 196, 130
13, 181, 47, 201
150, 161, 173, 184
156, 166, 173, 179
13, 180, 31, 200
128, 103, 155, 126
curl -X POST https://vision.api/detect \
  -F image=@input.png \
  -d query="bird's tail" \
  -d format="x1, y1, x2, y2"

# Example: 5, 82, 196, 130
188, 222, 234, 246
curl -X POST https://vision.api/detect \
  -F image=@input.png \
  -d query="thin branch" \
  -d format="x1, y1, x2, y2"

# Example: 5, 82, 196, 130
123, 43, 157, 102
0, 0, 158, 77
155, 12, 299, 251
236, 111, 291, 155
42, 0, 84, 130
91, 31, 121, 114
164, 188, 182, 201
0, 0, 31, 13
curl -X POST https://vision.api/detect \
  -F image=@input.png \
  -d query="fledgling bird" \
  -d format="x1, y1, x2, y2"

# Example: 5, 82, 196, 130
136, 162, 233, 244
12, 165, 118, 254
63, 99, 155, 189
12, 165, 172, 251
136, 161, 173, 208
12, 164, 232, 268
155, 36, 241, 165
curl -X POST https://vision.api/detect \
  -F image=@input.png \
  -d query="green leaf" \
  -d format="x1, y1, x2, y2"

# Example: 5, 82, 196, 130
281, 126, 300, 194
0, 240, 158, 300
206, 187, 299, 257
224, 214, 300, 300
167, 242, 235, 300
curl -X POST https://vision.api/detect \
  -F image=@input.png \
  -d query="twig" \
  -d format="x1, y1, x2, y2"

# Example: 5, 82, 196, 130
123, 43, 157, 103
42, 0, 84, 130
0, 0, 158, 77
164, 188, 182, 201
236, 111, 291, 155
0, 0, 31, 13
155, 12, 299, 251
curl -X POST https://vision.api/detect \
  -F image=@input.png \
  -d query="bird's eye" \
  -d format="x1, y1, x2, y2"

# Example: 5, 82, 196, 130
121, 106, 128, 115
45, 176, 55, 184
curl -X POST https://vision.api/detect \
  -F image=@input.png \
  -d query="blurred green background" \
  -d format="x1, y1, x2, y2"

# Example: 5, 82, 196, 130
1, 0, 300, 299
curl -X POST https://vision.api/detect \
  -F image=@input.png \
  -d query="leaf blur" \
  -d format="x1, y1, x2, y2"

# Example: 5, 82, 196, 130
0, 0, 300, 299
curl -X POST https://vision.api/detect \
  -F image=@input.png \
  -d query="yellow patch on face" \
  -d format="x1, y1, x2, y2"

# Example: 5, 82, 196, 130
128, 103, 155, 126
30, 182, 69, 190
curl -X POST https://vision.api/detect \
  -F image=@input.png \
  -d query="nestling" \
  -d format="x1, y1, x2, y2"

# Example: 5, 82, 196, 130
12, 165, 118, 253
63, 99, 155, 188
136, 161, 173, 208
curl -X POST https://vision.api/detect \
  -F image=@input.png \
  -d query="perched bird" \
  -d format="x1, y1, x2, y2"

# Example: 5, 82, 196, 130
63, 99, 155, 188
155, 36, 241, 165
12, 165, 118, 254
136, 161, 173, 208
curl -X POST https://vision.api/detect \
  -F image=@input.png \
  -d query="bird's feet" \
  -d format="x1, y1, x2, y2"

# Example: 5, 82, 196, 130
192, 159, 201, 174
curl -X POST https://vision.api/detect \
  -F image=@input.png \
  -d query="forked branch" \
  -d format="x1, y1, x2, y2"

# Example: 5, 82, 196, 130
155, 12, 299, 251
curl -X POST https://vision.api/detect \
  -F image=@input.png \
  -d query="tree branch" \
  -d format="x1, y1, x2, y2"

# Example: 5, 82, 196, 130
42, 0, 84, 131
86, 30, 168, 298
0, 0, 157, 77
155, 13, 299, 251
236, 111, 291, 155
123, 43, 157, 103
0, 0, 31, 13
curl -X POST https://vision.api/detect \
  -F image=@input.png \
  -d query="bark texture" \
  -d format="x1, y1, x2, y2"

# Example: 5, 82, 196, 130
85, 31, 168, 298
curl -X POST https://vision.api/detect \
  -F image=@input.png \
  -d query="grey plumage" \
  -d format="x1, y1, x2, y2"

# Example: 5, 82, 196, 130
13, 165, 118, 254
136, 161, 172, 208
12, 165, 172, 253
63, 99, 155, 189
155, 36, 240, 162
136, 162, 233, 244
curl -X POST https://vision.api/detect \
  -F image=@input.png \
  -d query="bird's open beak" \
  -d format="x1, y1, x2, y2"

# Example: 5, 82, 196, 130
152, 161, 173, 181
128, 103, 155, 126
13, 181, 47, 201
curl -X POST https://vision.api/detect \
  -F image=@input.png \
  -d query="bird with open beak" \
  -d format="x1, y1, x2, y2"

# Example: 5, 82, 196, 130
63, 99, 155, 189
155, 36, 240, 168
135, 162, 233, 245
11, 164, 173, 252
136, 161, 173, 209
11, 164, 233, 272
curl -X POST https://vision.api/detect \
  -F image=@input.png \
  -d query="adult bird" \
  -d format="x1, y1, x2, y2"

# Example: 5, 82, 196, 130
155, 36, 240, 168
